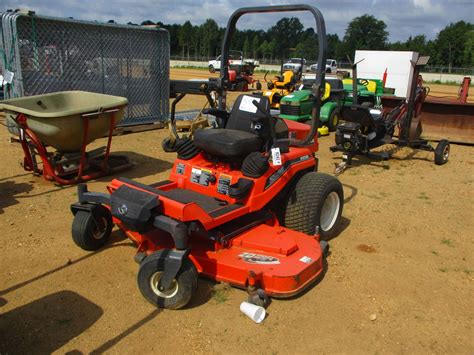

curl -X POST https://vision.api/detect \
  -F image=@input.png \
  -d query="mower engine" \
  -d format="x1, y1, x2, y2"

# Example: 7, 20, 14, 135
334, 122, 366, 163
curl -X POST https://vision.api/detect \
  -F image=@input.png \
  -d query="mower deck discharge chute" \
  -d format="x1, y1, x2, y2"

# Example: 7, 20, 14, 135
70, 5, 344, 310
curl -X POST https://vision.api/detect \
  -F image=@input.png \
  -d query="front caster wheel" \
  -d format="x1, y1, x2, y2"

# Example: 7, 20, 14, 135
137, 252, 198, 310
434, 139, 450, 165
72, 205, 112, 251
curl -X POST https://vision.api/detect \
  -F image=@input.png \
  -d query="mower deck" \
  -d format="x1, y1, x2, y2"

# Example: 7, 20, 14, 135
197, 224, 325, 297
122, 217, 325, 297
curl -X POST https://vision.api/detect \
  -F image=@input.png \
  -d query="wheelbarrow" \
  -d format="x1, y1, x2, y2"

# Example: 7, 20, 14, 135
0, 91, 133, 185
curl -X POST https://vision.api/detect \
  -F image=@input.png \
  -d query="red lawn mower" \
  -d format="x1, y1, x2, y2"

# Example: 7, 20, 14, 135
228, 61, 262, 92
70, 5, 344, 309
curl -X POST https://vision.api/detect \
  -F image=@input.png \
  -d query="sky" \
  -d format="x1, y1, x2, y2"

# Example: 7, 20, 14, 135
2, 0, 473, 41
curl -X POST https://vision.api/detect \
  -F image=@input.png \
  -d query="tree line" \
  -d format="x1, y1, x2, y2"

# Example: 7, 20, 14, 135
138, 15, 473, 68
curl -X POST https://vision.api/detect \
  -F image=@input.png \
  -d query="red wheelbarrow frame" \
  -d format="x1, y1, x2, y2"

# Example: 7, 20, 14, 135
13, 109, 132, 185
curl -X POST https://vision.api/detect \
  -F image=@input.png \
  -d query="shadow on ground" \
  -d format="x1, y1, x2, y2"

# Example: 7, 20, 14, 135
0, 290, 103, 354
101, 151, 173, 181
0, 180, 34, 214
0, 231, 130, 297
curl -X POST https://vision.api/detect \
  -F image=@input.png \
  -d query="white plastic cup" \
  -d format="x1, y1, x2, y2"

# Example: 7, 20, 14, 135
240, 301, 266, 323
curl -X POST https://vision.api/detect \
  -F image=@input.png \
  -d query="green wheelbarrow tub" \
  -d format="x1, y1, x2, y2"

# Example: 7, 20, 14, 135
0, 91, 128, 153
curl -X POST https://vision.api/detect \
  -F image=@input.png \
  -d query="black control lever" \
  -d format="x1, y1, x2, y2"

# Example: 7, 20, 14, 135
252, 99, 277, 142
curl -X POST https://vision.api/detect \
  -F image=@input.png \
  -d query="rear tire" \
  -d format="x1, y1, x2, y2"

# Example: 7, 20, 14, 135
72, 206, 112, 251
327, 109, 340, 132
283, 172, 343, 240
137, 252, 198, 310
434, 139, 450, 165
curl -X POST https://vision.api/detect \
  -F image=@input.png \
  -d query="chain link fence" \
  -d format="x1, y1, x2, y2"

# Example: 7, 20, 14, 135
1, 12, 170, 126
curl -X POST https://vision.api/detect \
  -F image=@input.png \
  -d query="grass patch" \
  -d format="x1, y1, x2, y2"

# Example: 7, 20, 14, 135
431, 250, 439, 256
425, 80, 466, 86
173, 65, 209, 71
441, 238, 454, 247
439, 267, 448, 273
212, 283, 230, 304
463, 269, 473, 275
417, 192, 430, 200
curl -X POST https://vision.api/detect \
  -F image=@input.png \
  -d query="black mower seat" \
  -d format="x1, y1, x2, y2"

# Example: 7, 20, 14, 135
194, 129, 262, 158
194, 94, 271, 158
341, 105, 383, 128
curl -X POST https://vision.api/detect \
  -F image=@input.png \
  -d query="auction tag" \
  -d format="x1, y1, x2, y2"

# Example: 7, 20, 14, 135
3, 70, 14, 84
271, 147, 282, 166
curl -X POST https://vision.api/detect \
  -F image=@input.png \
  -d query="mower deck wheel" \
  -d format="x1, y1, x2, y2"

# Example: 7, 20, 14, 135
71, 206, 112, 251
434, 139, 450, 165
137, 252, 198, 310
209, 65, 215, 73
283, 172, 343, 241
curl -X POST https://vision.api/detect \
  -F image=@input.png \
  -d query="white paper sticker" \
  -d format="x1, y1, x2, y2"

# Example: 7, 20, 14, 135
271, 147, 282, 166
300, 256, 313, 264
3, 70, 14, 84
286, 94, 294, 98
239, 95, 260, 113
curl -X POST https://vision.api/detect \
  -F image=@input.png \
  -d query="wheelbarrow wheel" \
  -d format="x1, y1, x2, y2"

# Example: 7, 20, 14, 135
434, 139, 450, 165
72, 206, 112, 251
138, 252, 198, 310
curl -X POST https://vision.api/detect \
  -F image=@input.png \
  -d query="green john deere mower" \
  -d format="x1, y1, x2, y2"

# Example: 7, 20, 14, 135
279, 77, 346, 135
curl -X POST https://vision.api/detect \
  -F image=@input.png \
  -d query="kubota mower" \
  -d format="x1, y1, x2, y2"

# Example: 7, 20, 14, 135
70, 5, 344, 310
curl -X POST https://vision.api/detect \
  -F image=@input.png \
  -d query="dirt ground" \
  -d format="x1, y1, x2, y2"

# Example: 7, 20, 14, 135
0, 68, 473, 354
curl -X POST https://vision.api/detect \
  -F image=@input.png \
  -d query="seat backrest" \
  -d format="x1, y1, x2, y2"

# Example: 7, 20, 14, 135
275, 71, 295, 88
341, 105, 379, 128
225, 94, 271, 135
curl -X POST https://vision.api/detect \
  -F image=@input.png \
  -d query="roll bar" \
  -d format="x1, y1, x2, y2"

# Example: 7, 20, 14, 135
218, 4, 327, 146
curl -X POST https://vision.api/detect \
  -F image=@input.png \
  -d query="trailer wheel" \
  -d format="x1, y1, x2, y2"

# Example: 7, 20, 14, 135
283, 172, 343, 240
137, 252, 198, 310
72, 206, 112, 251
256, 82, 262, 91
327, 109, 340, 132
209, 65, 215, 73
434, 139, 450, 165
